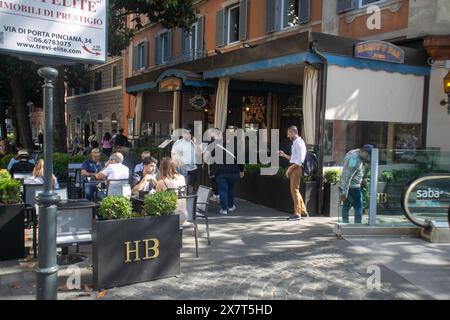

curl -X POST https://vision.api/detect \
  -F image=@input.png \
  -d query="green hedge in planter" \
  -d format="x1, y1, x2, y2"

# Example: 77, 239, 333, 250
98, 196, 135, 220
324, 169, 340, 184
143, 191, 178, 217
0, 170, 21, 205
0, 154, 15, 170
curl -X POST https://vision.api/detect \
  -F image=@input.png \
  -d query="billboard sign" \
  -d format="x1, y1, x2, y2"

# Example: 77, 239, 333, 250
0, 0, 107, 64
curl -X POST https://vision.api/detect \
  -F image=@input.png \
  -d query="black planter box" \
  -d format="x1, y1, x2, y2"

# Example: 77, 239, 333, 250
274, 179, 318, 215
236, 172, 258, 203
93, 214, 180, 290
236, 173, 318, 216
276, 177, 294, 213
301, 181, 318, 216
0, 204, 25, 261
323, 183, 340, 217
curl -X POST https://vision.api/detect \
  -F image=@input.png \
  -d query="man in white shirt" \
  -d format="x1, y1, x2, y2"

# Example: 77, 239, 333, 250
171, 129, 199, 194
96, 152, 130, 184
279, 126, 308, 221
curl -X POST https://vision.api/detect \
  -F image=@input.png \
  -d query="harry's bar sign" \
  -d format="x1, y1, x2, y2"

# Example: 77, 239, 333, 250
354, 40, 405, 64
159, 77, 182, 93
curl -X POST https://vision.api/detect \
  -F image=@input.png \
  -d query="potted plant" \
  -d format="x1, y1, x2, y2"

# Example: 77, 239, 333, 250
92, 193, 180, 290
0, 169, 25, 261
323, 169, 341, 217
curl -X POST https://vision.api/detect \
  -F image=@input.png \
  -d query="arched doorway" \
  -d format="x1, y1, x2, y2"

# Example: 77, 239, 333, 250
84, 112, 91, 147
111, 112, 118, 133
97, 113, 103, 141
76, 117, 82, 137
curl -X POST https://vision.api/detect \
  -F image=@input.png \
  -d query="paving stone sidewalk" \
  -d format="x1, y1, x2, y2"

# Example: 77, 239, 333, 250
0, 199, 437, 300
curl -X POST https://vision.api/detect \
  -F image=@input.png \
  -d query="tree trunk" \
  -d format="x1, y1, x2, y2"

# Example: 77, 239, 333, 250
9, 104, 20, 144
53, 65, 67, 153
10, 74, 33, 149
0, 100, 7, 139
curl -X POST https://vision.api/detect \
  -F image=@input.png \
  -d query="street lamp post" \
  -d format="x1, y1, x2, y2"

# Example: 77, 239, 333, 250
35, 67, 61, 300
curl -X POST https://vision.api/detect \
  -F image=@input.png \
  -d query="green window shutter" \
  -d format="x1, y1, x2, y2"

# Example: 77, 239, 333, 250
167, 30, 173, 61
132, 45, 138, 70
180, 29, 185, 55
337, 0, 357, 13
197, 16, 205, 58
143, 40, 148, 68
216, 9, 225, 47
265, 0, 276, 33
298, 0, 311, 25
239, 0, 248, 41
275, 0, 282, 31
155, 36, 161, 65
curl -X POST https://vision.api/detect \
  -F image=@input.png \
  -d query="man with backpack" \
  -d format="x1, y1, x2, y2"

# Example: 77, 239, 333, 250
279, 126, 308, 221
339, 144, 373, 224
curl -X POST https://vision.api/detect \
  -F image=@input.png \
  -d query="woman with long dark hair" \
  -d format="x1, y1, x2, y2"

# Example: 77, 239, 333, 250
155, 157, 187, 225
101, 132, 113, 157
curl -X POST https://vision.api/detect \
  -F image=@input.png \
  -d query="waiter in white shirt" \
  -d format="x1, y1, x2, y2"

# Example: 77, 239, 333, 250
279, 126, 308, 221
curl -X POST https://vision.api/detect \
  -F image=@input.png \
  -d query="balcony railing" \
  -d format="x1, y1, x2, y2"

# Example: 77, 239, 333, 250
164, 49, 208, 67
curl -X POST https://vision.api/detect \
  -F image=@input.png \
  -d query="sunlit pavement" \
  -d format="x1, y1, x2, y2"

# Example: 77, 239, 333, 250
1, 199, 448, 300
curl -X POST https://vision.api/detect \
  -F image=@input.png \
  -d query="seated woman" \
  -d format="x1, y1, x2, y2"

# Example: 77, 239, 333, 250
155, 157, 188, 225
132, 158, 157, 196
24, 159, 59, 189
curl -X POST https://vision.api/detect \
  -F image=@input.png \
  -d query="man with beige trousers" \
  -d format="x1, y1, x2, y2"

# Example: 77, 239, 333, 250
279, 126, 308, 221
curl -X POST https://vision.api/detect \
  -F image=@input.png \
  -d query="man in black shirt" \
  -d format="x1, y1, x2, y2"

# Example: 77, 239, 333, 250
113, 128, 129, 147
10, 150, 35, 175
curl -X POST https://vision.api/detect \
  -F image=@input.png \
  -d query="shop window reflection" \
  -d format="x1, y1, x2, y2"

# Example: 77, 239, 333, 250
325, 120, 422, 166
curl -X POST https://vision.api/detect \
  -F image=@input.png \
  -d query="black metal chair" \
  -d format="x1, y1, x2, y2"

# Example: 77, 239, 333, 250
106, 179, 132, 197
32, 188, 69, 259
179, 194, 199, 258
196, 185, 212, 245
68, 163, 83, 199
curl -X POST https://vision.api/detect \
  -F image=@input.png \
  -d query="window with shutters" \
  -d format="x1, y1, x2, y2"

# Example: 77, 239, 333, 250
359, 0, 385, 8
112, 65, 118, 87
227, 4, 240, 45
281, 0, 299, 29
137, 42, 146, 69
337, 0, 386, 13
157, 32, 170, 64
183, 22, 198, 57
94, 72, 102, 91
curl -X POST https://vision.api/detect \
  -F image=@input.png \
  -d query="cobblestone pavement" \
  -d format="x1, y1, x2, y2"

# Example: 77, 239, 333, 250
0, 199, 434, 300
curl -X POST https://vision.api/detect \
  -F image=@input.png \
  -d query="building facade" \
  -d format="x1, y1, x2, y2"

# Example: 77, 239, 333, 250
121, 0, 450, 163
66, 57, 124, 147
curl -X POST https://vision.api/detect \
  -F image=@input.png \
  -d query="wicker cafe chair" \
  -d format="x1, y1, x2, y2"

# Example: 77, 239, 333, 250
196, 185, 212, 245
179, 194, 200, 258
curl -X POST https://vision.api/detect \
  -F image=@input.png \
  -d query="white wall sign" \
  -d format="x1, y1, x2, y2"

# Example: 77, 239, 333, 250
0, 0, 107, 63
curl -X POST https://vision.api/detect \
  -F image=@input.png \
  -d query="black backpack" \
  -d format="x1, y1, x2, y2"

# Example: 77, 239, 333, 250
302, 151, 318, 177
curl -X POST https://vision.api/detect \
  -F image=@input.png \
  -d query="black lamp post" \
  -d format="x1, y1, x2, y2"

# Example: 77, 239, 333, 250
440, 70, 450, 114
35, 67, 61, 300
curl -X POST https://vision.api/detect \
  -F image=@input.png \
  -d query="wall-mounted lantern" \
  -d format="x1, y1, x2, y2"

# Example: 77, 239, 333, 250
440, 70, 450, 114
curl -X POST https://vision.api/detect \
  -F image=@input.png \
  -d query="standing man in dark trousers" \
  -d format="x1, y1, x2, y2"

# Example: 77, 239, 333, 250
279, 126, 308, 221
339, 144, 373, 224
